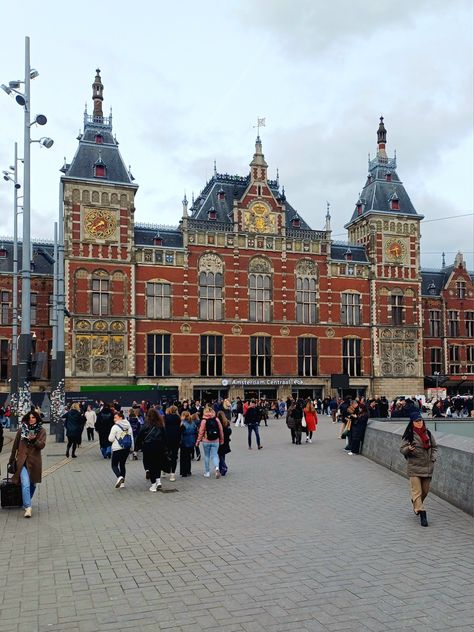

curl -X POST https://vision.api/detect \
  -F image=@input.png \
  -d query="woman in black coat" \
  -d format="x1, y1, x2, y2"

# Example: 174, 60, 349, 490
94, 404, 114, 458
63, 402, 86, 458
347, 404, 369, 456
135, 408, 168, 492
164, 405, 181, 482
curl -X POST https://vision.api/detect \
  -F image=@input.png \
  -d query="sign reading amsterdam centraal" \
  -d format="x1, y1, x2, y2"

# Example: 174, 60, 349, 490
221, 378, 304, 387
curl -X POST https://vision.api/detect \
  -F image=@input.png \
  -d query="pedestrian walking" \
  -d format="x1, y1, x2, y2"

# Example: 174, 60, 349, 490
286, 400, 296, 444
217, 410, 232, 476
63, 402, 86, 458
135, 408, 168, 492
84, 404, 96, 441
196, 407, 224, 478
303, 399, 318, 443
95, 403, 114, 458
235, 397, 245, 427
400, 410, 438, 527
164, 405, 181, 482
179, 411, 198, 477
7, 410, 46, 518
108, 410, 134, 489
128, 409, 141, 460
244, 399, 263, 450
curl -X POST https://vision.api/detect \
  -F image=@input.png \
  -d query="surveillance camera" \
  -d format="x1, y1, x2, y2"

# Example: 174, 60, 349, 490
3, 175, 8, 182
15, 94, 26, 107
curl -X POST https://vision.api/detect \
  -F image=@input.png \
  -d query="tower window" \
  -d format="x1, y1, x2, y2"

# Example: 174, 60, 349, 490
386, 172, 392, 181
292, 217, 300, 228
95, 134, 103, 144
208, 209, 217, 220
94, 164, 106, 178
390, 198, 400, 210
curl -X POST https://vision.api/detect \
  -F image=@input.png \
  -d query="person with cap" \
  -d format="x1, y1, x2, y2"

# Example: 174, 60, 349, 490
400, 410, 438, 527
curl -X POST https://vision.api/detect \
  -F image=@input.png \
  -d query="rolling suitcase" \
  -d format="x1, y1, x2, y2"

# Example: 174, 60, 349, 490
1, 470, 23, 508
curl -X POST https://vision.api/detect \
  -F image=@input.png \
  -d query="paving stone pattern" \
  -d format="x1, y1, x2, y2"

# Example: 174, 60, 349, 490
0, 417, 473, 632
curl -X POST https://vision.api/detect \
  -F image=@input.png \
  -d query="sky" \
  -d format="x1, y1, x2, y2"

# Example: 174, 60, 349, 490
0, 0, 472, 270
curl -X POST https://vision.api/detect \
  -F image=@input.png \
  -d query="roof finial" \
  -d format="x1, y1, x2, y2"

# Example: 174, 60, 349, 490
325, 201, 331, 232
92, 68, 104, 120
213, 160, 217, 177
182, 192, 188, 218
276, 167, 279, 187
377, 115, 387, 160
442, 252, 446, 268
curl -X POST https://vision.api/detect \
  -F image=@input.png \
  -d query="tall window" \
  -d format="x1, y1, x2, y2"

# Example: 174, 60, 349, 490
146, 282, 171, 319
199, 272, 223, 320
0, 291, 9, 325
249, 274, 272, 322
466, 311, 474, 338
341, 293, 361, 325
92, 277, 110, 316
429, 310, 441, 337
467, 347, 474, 373
456, 281, 466, 298
295, 260, 317, 324
448, 311, 459, 337
30, 292, 37, 325
391, 293, 403, 325
343, 338, 361, 376
430, 348, 442, 375
0, 339, 8, 381
200, 335, 223, 376
298, 338, 317, 376
146, 334, 171, 377
250, 336, 271, 376
448, 345, 460, 374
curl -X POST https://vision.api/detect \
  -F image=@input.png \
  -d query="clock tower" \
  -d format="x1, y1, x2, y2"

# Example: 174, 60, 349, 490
61, 70, 138, 389
345, 117, 424, 396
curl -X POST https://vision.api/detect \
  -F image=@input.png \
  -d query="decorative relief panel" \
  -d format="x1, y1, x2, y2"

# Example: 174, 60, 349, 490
295, 259, 317, 276
379, 327, 419, 377
73, 319, 127, 376
249, 256, 272, 274
199, 253, 223, 274
243, 202, 277, 234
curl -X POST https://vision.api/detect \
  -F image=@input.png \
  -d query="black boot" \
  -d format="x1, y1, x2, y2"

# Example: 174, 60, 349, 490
419, 511, 428, 527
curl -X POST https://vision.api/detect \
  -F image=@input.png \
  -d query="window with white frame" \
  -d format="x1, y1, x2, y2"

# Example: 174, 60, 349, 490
430, 348, 442, 375
146, 334, 171, 377
343, 338, 361, 376
465, 311, 474, 338
298, 337, 317, 376
448, 345, 460, 374
456, 280, 466, 299
199, 271, 223, 320
341, 293, 361, 325
448, 311, 460, 337
391, 293, 403, 325
200, 335, 223, 376
0, 291, 9, 325
250, 336, 271, 376
146, 282, 171, 319
92, 276, 110, 316
30, 292, 37, 325
249, 274, 272, 322
467, 347, 474, 373
429, 310, 441, 337
295, 260, 318, 324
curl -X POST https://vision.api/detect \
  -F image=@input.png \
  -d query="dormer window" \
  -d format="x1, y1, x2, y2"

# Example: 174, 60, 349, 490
389, 194, 400, 210
153, 234, 163, 246
95, 134, 103, 144
386, 171, 392, 182
292, 216, 301, 228
0, 248, 7, 258
94, 164, 106, 178
356, 202, 363, 215
218, 188, 225, 201
208, 208, 217, 220
428, 282, 437, 296
344, 248, 353, 261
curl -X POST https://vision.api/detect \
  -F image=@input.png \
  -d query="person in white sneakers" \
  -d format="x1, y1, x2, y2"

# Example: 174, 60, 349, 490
108, 410, 134, 489
196, 407, 224, 478
135, 408, 168, 492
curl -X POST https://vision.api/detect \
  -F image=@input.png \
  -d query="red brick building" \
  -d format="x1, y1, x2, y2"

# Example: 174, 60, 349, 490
1, 71, 473, 401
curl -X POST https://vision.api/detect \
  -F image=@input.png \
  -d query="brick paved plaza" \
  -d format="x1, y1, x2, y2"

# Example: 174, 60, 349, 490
0, 417, 473, 632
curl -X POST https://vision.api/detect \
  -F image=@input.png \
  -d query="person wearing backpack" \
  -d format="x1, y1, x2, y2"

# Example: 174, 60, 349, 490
179, 410, 198, 477
108, 410, 134, 489
196, 407, 224, 478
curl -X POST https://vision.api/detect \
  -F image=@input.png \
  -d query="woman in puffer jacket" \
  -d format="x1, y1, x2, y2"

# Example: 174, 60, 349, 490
400, 410, 438, 527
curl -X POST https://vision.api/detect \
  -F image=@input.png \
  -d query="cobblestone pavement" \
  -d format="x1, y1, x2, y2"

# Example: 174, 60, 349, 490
0, 416, 473, 632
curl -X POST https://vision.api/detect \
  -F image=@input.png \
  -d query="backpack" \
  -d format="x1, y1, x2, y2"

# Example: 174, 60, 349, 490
205, 418, 219, 441
116, 424, 132, 450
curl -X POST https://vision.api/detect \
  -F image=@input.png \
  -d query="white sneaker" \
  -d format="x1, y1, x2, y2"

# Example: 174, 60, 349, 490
156, 479, 162, 488
115, 476, 124, 488
119, 482, 125, 488
149, 483, 158, 492
308, 439, 312, 444
204, 472, 210, 478
170, 474, 176, 482
24, 507, 32, 518
348, 451, 353, 456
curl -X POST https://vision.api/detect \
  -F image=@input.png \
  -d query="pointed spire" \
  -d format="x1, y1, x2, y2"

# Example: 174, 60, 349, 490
92, 68, 104, 120
250, 135, 268, 181
325, 201, 331, 231
442, 252, 446, 268
213, 160, 217, 177
377, 115, 387, 161
182, 193, 188, 218
276, 167, 280, 187
192, 191, 195, 205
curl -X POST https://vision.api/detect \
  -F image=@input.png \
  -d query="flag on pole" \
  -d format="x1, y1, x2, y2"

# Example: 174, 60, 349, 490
257, 117, 266, 127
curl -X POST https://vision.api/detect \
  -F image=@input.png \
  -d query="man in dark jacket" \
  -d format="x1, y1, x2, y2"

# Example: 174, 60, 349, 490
244, 400, 262, 450
95, 404, 114, 458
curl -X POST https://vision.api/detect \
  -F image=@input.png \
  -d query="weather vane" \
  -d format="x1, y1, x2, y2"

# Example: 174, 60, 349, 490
254, 117, 266, 136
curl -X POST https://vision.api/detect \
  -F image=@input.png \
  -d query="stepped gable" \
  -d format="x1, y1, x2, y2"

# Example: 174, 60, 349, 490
330, 241, 369, 263
347, 117, 421, 225
63, 70, 136, 187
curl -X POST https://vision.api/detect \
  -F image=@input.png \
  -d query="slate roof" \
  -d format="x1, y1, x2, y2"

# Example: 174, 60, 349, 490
190, 173, 312, 230
62, 114, 137, 187
0, 240, 54, 275
330, 241, 369, 263
134, 224, 183, 248
421, 266, 474, 296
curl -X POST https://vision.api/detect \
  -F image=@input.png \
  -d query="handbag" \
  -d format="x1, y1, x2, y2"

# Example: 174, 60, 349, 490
341, 418, 352, 439
301, 416, 307, 428
7, 461, 17, 475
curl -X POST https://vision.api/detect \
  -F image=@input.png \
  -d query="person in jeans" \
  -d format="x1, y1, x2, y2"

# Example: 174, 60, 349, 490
84, 404, 96, 441
244, 400, 263, 450
179, 410, 198, 477
8, 410, 46, 518
196, 407, 224, 478
108, 410, 134, 489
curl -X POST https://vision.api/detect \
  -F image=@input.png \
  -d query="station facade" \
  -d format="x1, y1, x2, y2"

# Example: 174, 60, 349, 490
0, 70, 473, 401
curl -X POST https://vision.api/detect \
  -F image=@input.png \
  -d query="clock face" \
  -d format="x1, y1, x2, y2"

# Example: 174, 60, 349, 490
385, 239, 405, 262
84, 209, 117, 239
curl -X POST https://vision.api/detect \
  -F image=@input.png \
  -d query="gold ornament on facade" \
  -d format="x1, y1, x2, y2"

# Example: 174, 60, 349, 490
232, 324, 242, 335
76, 320, 91, 330
93, 320, 108, 331
326, 328, 335, 338
180, 323, 191, 334
280, 326, 290, 336
84, 209, 117, 239
243, 202, 277, 234
110, 321, 125, 332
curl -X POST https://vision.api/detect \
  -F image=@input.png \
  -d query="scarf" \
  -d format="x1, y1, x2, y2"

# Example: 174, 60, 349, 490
21, 419, 43, 442
413, 424, 430, 450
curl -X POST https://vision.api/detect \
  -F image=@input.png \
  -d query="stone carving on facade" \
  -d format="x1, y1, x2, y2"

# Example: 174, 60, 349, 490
393, 329, 404, 339
180, 323, 191, 334
76, 319, 91, 330
326, 328, 335, 338
110, 336, 124, 357
93, 320, 108, 331
144, 250, 153, 262
93, 358, 107, 373
280, 326, 290, 336
295, 259, 317, 276
199, 253, 223, 274
248, 256, 272, 274
232, 325, 242, 335
110, 358, 124, 373
110, 321, 125, 332
379, 327, 419, 376
381, 328, 392, 339
91, 336, 109, 356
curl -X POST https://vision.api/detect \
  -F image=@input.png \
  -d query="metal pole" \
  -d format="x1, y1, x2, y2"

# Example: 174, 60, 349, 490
9, 142, 20, 430
56, 179, 65, 442
50, 222, 58, 435
18, 35, 31, 387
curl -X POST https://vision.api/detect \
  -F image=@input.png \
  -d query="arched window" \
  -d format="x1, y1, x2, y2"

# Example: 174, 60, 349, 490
249, 257, 272, 322
341, 292, 361, 325
343, 338, 361, 376
91, 272, 110, 316
296, 260, 318, 324
198, 254, 224, 321
390, 289, 404, 325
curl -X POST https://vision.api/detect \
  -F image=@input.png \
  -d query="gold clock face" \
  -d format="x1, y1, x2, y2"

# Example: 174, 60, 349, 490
84, 209, 117, 239
385, 239, 405, 261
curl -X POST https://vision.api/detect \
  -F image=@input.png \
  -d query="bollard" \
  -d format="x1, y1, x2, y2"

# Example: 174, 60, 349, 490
55, 420, 65, 443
